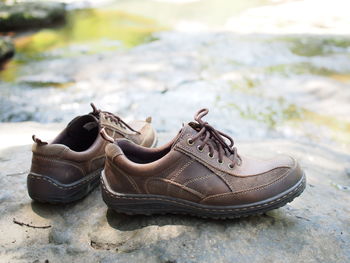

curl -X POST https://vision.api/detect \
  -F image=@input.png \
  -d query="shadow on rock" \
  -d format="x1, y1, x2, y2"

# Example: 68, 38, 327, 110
105, 208, 292, 231
30, 187, 101, 219
31, 201, 76, 219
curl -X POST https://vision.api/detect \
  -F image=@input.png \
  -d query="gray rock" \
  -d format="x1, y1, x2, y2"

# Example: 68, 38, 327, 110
0, 123, 349, 262
0, 37, 14, 62
345, 167, 350, 177
0, 2, 66, 31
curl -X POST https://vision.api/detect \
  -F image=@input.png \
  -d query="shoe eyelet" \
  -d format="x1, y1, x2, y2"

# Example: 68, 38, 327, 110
187, 138, 194, 146
217, 159, 223, 164
197, 145, 204, 152
228, 164, 234, 169
208, 153, 214, 158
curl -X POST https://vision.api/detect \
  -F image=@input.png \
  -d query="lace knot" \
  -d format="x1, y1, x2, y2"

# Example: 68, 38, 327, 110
190, 108, 240, 167
90, 103, 140, 134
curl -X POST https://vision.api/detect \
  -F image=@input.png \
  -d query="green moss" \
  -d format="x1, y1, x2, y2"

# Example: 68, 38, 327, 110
23, 81, 74, 88
226, 97, 302, 129
0, 2, 66, 31
0, 8, 164, 82
276, 36, 350, 57
14, 9, 164, 56
226, 97, 350, 144
265, 62, 336, 76
0, 59, 19, 81
302, 110, 350, 144
229, 77, 260, 93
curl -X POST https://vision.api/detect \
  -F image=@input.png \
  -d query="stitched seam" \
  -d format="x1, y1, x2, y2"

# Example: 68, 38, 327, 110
175, 147, 291, 195
28, 170, 101, 190
202, 169, 292, 202
184, 173, 228, 197
175, 138, 291, 177
175, 147, 236, 190
167, 158, 193, 195
144, 157, 183, 193
158, 156, 184, 178
33, 146, 68, 160
33, 155, 85, 175
101, 176, 304, 212
175, 147, 222, 176
124, 174, 141, 194
91, 155, 105, 161
109, 161, 140, 193
144, 178, 165, 194
163, 179, 205, 199
183, 173, 214, 186
59, 147, 69, 159
174, 134, 236, 192
170, 159, 194, 181
143, 155, 184, 189
217, 171, 235, 192
89, 155, 105, 171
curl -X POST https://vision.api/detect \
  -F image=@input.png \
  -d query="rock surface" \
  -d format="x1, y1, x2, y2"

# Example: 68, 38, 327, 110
0, 37, 14, 62
0, 123, 349, 263
0, 2, 66, 31
0, 0, 349, 262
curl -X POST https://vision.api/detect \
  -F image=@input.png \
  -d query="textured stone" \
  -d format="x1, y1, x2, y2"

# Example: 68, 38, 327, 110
0, 2, 66, 31
0, 37, 14, 62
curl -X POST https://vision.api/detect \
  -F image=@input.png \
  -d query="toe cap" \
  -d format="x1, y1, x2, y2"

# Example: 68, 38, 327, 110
201, 156, 305, 206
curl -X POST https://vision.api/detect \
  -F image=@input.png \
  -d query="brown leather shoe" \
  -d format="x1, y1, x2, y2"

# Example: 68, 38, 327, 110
27, 103, 157, 204
101, 109, 306, 219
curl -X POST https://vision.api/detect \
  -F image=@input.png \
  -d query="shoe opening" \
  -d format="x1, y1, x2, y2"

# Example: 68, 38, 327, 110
52, 115, 99, 152
116, 139, 172, 164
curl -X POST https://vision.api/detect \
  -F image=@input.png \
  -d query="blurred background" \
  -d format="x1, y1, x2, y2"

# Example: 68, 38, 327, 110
0, 0, 349, 153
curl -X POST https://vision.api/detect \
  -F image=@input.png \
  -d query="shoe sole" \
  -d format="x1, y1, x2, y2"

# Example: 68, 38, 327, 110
26, 135, 158, 204
27, 169, 102, 204
101, 172, 306, 219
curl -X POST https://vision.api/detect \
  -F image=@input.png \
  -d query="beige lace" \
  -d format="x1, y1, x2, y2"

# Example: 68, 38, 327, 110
90, 103, 140, 134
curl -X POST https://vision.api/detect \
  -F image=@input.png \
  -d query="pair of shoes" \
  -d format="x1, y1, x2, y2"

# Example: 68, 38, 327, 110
27, 105, 306, 219
27, 103, 157, 204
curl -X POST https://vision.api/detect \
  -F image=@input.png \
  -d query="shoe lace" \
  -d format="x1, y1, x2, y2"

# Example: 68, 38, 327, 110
189, 109, 240, 168
90, 103, 140, 134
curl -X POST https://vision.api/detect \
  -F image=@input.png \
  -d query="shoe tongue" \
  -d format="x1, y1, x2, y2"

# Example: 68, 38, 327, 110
83, 121, 98, 131
98, 112, 134, 134
66, 114, 99, 139
171, 123, 198, 148
99, 112, 116, 127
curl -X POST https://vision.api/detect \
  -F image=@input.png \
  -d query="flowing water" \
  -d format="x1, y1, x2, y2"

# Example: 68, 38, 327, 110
0, 0, 349, 150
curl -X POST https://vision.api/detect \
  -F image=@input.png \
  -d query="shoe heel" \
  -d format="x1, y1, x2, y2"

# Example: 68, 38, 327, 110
27, 171, 101, 204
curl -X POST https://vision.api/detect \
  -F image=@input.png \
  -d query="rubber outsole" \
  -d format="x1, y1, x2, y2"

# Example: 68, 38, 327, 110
27, 169, 102, 204
101, 172, 306, 219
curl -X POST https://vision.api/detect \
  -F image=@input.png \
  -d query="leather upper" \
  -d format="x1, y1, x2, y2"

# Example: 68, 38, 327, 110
104, 124, 303, 206
30, 107, 156, 184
